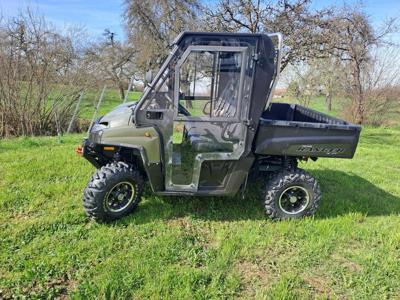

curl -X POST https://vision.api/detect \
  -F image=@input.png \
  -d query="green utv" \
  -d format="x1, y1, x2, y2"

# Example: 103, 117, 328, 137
78, 32, 361, 222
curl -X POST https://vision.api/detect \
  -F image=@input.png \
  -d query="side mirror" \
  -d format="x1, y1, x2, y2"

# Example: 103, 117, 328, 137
145, 70, 153, 85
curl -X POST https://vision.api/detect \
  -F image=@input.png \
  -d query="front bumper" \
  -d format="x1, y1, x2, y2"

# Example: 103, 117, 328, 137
81, 138, 103, 168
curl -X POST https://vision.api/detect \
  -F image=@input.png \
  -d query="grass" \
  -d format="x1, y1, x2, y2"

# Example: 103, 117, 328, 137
274, 95, 341, 118
1, 129, 399, 299
0, 96, 400, 299
275, 95, 400, 125
78, 89, 142, 120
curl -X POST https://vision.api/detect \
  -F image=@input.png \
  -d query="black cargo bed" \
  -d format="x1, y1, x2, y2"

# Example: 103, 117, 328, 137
254, 103, 361, 158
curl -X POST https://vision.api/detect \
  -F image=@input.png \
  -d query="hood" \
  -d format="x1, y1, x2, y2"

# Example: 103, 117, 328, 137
99, 101, 137, 128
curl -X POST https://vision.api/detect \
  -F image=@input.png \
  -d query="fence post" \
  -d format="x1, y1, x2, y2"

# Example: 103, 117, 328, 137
67, 91, 84, 134
54, 110, 62, 143
123, 76, 134, 103
88, 85, 107, 134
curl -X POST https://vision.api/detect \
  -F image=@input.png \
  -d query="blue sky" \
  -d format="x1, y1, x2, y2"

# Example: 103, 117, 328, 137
0, 0, 126, 39
0, 0, 399, 41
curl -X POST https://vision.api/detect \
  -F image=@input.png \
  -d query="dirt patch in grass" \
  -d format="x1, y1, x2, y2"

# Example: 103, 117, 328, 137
342, 260, 362, 273
167, 217, 216, 248
332, 254, 363, 273
303, 274, 332, 297
42, 275, 77, 299
234, 259, 273, 298
0, 272, 78, 300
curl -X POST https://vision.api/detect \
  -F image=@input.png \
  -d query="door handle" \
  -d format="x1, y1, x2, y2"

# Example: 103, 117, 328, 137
146, 111, 163, 120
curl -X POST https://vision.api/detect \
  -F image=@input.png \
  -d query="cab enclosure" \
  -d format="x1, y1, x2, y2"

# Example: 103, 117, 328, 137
130, 32, 360, 195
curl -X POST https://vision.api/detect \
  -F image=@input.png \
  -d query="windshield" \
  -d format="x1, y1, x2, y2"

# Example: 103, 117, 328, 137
136, 45, 180, 107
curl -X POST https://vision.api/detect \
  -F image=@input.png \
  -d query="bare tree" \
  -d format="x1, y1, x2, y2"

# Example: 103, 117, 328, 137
286, 62, 321, 107
0, 9, 89, 137
204, 0, 334, 71
341, 46, 400, 125
312, 56, 346, 111
329, 6, 398, 124
85, 30, 136, 99
123, 0, 202, 73
206, 1, 399, 124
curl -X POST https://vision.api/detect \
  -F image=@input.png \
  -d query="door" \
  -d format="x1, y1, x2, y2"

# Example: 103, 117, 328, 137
165, 45, 248, 192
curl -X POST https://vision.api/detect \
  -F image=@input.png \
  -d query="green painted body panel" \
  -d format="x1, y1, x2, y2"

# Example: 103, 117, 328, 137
90, 102, 161, 163
101, 126, 161, 163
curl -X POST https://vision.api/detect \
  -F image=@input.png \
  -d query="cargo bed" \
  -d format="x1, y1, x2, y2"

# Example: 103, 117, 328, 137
254, 103, 361, 158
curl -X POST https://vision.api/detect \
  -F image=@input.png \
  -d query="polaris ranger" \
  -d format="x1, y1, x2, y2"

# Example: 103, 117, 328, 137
78, 32, 361, 222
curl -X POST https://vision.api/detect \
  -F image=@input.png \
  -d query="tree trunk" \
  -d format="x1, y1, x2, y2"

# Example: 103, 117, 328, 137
185, 100, 193, 109
181, 79, 193, 108
351, 59, 365, 125
325, 93, 332, 111
355, 97, 364, 124
118, 82, 125, 100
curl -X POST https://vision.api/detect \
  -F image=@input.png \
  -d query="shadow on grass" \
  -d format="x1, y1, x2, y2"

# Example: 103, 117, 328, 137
120, 170, 400, 225
313, 170, 400, 218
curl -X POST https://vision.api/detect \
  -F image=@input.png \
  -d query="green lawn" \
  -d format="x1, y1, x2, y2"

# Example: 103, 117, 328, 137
79, 89, 142, 120
0, 125, 399, 299
273, 96, 341, 118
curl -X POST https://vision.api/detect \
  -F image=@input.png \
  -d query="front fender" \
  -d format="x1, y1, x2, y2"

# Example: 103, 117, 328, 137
81, 140, 164, 192
100, 126, 161, 163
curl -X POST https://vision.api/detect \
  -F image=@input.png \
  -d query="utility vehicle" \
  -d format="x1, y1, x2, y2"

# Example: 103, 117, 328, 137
77, 32, 361, 222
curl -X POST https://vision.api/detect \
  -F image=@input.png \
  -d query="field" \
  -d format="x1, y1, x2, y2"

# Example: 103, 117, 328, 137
78, 89, 142, 120
0, 96, 400, 299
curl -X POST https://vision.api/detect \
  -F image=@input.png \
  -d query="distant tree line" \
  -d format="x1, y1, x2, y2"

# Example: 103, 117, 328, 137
0, 11, 90, 136
0, 1, 399, 137
124, 0, 399, 125
0, 10, 136, 137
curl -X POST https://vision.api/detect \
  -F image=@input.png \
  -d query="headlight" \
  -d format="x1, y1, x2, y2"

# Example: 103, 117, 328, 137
89, 124, 106, 143
91, 123, 107, 132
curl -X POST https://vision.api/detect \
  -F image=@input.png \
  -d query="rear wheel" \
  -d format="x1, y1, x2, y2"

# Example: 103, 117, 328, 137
264, 169, 321, 219
83, 162, 144, 222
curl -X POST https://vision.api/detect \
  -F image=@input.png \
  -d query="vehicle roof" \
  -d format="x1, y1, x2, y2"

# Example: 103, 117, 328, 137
172, 31, 274, 45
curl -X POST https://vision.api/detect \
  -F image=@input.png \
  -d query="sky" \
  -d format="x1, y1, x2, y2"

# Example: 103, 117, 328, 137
0, 0, 126, 39
0, 0, 399, 41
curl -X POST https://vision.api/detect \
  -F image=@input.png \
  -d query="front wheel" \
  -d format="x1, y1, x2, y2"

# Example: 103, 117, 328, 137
264, 169, 321, 220
83, 162, 144, 222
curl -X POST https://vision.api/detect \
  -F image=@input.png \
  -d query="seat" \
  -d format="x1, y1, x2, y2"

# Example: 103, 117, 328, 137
189, 135, 233, 152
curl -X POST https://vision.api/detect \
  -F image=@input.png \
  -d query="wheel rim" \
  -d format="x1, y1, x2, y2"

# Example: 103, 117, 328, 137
278, 185, 310, 215
105, 181, 136, 213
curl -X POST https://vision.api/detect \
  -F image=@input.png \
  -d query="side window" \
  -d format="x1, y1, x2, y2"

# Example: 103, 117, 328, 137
179, 51, 214, 117
178, 50, 243, 119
